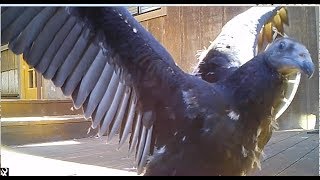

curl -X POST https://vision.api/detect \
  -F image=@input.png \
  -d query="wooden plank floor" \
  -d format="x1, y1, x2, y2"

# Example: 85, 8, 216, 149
1, 129, 319, 176
249, 129, 319, 176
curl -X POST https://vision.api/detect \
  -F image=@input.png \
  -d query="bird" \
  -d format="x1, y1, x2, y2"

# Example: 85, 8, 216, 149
1, 6, 315, 176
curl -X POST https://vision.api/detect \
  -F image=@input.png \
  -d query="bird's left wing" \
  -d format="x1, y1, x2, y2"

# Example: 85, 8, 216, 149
1, 7, 186, 173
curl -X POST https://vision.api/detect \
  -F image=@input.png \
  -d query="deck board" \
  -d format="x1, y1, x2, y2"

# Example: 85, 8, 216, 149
265, 130, 304, 147
262, 131, 313, 162
2, 129, 319, 176
277, 147, 319, 176
250, 131, 318, 176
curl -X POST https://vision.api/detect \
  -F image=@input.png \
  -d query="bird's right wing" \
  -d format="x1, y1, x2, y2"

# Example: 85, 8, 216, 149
1, 7, 186, 174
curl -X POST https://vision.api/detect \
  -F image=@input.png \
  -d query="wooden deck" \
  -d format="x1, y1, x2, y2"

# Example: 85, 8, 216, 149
1, 129, 319, 176
249, 129, 319, 176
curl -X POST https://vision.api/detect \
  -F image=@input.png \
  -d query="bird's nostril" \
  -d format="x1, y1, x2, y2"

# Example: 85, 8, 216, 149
299, 53, 306, 58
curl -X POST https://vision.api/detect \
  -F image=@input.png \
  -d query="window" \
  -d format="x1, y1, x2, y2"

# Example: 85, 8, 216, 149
127, 6, 161, 16
126, 6, 167, 22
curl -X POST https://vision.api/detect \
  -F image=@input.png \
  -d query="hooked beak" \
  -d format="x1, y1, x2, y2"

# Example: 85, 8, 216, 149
301, 58, 315, 78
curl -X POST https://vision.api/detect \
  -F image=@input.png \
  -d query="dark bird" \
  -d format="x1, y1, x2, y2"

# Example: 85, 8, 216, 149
1, 6, 315, 176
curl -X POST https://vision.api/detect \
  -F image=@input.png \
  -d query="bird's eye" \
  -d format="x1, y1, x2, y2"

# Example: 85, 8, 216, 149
279, 42, 286, 49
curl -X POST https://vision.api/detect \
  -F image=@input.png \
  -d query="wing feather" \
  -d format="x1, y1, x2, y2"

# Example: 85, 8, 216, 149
2, 7, 186, 173
97, 81, 126, 137
73, 50, 107, 108
43, 22, 83, 79
107, 87, 132, 141
118, 92, 137, 149
129, 112, 142, 155
52, 28, 91, 87
1, 7, 26, 31
137, 126, 153, 174
2, 7, 42, 44
82, 63, 115, 117
91, 71, 120, 128
24, 8, 69, 67
193, 7, 281, 82
61, 37, 100, 96
36, 16, 77, 74
9, 7, 58, 54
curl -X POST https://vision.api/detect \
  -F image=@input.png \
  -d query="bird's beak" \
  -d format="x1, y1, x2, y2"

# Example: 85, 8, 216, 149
301, 58, 315, 78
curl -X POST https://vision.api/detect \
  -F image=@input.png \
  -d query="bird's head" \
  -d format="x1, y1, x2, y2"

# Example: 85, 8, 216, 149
265, 37, 315, 78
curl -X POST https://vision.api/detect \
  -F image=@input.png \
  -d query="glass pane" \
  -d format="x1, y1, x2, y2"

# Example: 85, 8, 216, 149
139, 6, 161, 14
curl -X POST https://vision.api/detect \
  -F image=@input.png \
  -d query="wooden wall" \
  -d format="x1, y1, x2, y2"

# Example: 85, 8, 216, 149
42, 78, 69, 100
1, 49, 20, 98
277, 7, 319, 129
139, 6, 251, 73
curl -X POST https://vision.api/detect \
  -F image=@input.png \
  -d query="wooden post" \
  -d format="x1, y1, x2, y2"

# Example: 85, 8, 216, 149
36, 71, 42, 99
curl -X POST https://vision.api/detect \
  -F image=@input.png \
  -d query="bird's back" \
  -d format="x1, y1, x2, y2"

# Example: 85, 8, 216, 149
144, 54, 284, 176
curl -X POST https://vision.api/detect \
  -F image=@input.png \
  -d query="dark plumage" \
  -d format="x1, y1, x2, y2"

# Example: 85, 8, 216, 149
196, 49, 238, 83
144, 38, 314, 176
1, 6, 314, 176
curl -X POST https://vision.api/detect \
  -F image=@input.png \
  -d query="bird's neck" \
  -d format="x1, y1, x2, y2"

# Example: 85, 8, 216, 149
222, 53, 284, 122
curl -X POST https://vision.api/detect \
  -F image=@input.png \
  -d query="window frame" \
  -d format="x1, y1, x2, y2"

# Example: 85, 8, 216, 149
130, 7, 167, 22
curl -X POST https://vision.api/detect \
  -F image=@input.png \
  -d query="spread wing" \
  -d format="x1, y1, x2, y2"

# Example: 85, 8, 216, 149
1, 7, 187, 173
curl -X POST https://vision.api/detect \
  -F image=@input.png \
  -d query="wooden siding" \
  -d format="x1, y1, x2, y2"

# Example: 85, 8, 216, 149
1, 49, 20, 97
42, 78, 69, 100
139, 6, 250, 73
276, 7, 319, 130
